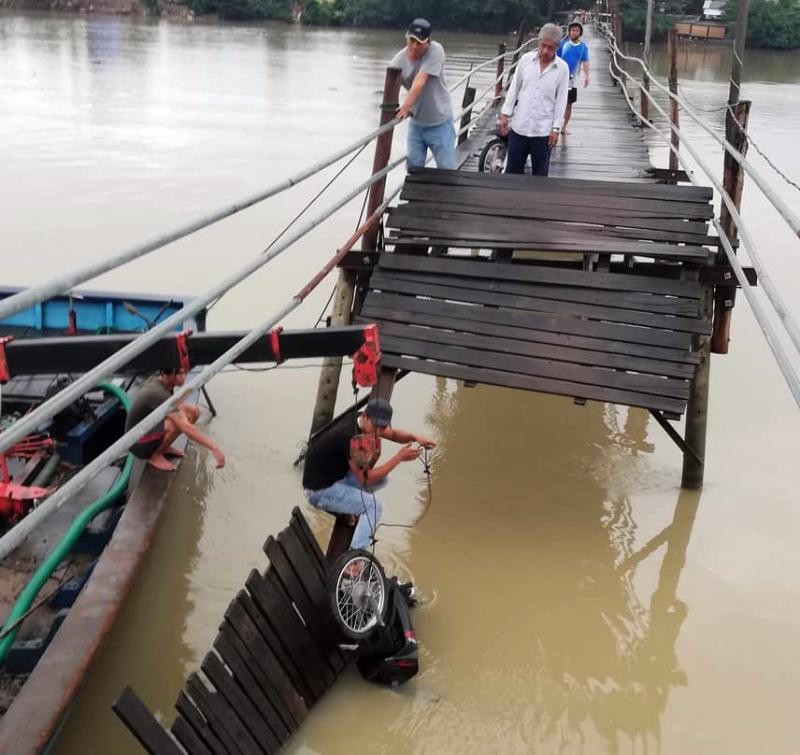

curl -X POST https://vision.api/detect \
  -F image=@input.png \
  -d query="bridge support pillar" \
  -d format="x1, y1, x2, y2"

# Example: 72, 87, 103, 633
682, 283, 713, 489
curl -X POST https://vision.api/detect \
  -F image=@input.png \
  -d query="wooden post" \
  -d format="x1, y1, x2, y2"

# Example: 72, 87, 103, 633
710, 100, 751, 354
668, 28, 680, 172
711, 0, 752, 354
309, 68, 401, 436
641, 0, 654, 121
682, 282, 713, 489
508, 19, 529, 82
494, 43, 506, 106
459, 86, 476, 145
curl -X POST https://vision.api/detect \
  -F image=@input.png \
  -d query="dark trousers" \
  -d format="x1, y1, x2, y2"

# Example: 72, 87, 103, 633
505, 130, 552, 176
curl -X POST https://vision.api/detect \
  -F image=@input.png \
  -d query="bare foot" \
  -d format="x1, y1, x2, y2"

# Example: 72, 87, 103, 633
163, 446, 186, 458
148, 454, 177, 472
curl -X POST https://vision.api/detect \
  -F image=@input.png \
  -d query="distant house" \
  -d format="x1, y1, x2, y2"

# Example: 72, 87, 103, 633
703, 0, 727, 19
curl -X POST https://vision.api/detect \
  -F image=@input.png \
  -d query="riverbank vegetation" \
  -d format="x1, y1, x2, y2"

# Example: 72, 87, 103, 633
187, 0, 549, 30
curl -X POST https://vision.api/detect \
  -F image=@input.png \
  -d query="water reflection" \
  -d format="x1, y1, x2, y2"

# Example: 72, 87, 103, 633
415, 382, 699, 753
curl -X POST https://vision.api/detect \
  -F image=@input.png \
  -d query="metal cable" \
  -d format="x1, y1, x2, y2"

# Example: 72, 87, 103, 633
0, 68, 504, 552
605, 32, 800, 238
606, 54, 800, 409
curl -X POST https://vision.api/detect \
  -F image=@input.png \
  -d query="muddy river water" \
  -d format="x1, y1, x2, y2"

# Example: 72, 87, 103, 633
2, 12, 800, 754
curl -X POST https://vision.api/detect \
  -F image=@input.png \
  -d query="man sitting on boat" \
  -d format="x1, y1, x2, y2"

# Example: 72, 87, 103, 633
390, 18, 456, 170
303, 400, 435, 550
125, 369, 225, 472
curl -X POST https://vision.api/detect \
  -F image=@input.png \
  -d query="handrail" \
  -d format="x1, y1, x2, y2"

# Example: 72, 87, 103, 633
0, 61, 507, 461
605, 54, 800, 409
601, 25, 800, 239
603, 40, 800, 359
0, 38, 534, 325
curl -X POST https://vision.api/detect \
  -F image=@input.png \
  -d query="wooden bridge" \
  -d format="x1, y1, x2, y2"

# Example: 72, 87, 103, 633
110, 22, 757, 755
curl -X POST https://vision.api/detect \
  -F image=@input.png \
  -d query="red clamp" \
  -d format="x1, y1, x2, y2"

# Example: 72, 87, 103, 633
270, 327, 285, 364
0, 336, 14, 385
352, 324, 381, 388
175, 329, 193, 372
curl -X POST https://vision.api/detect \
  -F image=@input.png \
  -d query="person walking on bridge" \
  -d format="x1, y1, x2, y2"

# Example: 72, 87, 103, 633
557, 21, 590, 135
390, 18, 456, 170
499, 23, 569, 176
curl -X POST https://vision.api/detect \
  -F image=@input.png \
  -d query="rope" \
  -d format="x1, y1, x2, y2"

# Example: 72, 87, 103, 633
605, 52, 800, 409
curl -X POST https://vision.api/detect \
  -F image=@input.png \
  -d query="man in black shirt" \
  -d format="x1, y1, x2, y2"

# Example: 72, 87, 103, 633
303, 399, 435, 550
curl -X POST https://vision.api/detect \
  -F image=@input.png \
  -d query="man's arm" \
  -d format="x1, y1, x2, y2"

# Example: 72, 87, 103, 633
551, 64, 570, 145
168, 411, 225, 468
349, 444, 420, 487
397, 72, 430, 119
380, 427, 436, 448
499, 66, 522, 137
582, 46, 590, 87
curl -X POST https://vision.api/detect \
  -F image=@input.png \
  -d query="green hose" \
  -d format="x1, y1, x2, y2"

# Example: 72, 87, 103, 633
0, 383, 133, 665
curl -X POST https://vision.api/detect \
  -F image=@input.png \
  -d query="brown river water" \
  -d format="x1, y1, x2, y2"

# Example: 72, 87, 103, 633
1, 12, 800, 754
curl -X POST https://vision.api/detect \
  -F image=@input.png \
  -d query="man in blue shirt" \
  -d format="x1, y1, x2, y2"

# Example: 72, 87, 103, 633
557, 22, 590, 135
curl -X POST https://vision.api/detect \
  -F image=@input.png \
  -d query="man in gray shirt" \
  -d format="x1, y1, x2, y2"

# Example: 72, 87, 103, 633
390, 18, 456, 170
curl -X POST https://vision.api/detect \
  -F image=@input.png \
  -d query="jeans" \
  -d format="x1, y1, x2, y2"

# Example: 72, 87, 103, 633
407, 119, 457, 170
305, 472, 386, 550
505, 130, 552, 176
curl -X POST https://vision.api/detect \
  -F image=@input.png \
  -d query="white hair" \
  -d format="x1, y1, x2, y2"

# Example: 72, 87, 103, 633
538, 23, 563, 44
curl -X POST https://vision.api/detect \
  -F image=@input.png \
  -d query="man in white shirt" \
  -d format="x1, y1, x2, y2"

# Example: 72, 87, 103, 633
499, 23, 569, 176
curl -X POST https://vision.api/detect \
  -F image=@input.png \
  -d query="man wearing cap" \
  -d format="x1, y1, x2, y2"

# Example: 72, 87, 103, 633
557, 21, 590, 135
303, 400, 436, 551
499, 23, 570, 176
390, 18, 456, 170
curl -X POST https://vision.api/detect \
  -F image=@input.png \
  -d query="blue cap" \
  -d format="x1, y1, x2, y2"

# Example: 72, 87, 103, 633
365, 399, 393, 428
407, 18, 432, 42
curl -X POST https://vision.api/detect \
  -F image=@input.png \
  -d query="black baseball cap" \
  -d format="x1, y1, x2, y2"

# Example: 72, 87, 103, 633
407, 18, 432, 43
568, 21, 584, 34
365, 399, 393, 428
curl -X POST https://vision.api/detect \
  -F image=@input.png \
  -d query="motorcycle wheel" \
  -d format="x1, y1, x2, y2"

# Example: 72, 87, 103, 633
329, 549, 388, 642
478, 137, 508, 173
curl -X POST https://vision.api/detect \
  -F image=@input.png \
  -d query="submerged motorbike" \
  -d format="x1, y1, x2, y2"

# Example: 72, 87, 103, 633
328, 547, 419, 687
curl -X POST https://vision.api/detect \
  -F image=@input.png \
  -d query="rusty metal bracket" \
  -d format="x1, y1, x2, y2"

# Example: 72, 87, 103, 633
269, 326, 285, 364
0, 336, 14, 385
649, 409, 703, 466
175, 329, 193, 372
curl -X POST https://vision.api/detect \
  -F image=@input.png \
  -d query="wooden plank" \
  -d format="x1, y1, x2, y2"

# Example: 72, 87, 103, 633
386, 214, 712, 261
171, 717, 214, 755
213, 629, 292, 743
225, 598, 307, 727
364, 291, 692, 350
380, 354, 687, 415
112, 687, 184, 755
392, 200, 712, 244
277, 528, 334, 626
406, 166, 713, 202
175, 691, 232, 755
360, 318, 696, 379
377, 252, 701, 298
245, 570, 332, 700
379, 334, 690, 400
264, 533, 345, 673
370, 268, 700, 316
400, 179, 714, 219
361, 300, 699, 365
369, 273, 709, 335
289, 507, 329, 578
185, 675, 250, 755
201, 652, 281, 755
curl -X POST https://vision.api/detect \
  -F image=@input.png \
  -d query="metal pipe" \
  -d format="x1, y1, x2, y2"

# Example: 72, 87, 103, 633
606, 57, 800, 409
608, 37, 800, 239
30, 453, 60, 489
0, 384, 133, 664
606, 49, 800, 359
